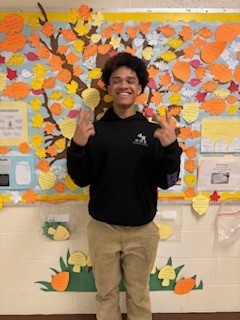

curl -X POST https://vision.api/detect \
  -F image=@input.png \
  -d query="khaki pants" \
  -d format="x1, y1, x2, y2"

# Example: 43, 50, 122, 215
87, 218, 160, 320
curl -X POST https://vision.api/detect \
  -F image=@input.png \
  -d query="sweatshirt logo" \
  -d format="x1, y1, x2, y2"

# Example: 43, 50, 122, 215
133, 133, 148, 146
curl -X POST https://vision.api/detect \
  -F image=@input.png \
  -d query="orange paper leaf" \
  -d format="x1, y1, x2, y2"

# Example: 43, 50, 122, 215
54, 181, 65, 193
44, 122, 56, 135
200, 80, 218, 92
168, 83, 183, 92
19, 142, 31, 154
46, 145, 58, 157
0, 14, 24, 33
183, 45, 195, 59
200, 98, 226, 115
43, 77, 56, 89
135, 93, 148, 104
22, 189, 37, 202
41, 22, 55, 37
207, 64, 232, 83
48, 55, 64, 71
98, 44, 112, 55
215, 23, 240, 43
178, 127, 192, 140
127, 26, 139, 39
184, 146, 197, 158
57, 45, 68, 54
125, 46, 137, 56
73, 65, 83, 77
198, 27, 213, 39
0, 33, 26, 52
28, 32, 40, 47
184, 187, 197, 198
160, 72, 171, 86
51, 271, 69, 292
66, 51, 79, 65
36, 45, 51, 59
172, 61, 191, 82
147, 66, 159, 79
158, 25, 176, 38
234, 66, 240, 83
194, 66, 205, 80
193, 36, 205, 49
184, 159, 196, 173
112, 22, 124, 35
60, 29, 77, 42
102, 26, 112, 39
139, 22, 151, 35
227, 95, 238, 104
50, 102, 63, 116
174, 278, 196, 295
201, 41, 226, 63
57, 68, 72, 84
180, 26, 192, 41
78, 4, 92, 20
82, 44, 98, 60
0, 146, 10, 154
151, 91, 162, 105
3, 82, 30, 99
36, 160, 50, 173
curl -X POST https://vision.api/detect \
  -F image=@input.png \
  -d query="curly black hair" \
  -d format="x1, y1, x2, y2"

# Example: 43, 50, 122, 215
101, 52, 149, 93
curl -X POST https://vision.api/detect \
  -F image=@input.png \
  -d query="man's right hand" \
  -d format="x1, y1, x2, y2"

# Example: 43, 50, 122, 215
73, 108, 95, 146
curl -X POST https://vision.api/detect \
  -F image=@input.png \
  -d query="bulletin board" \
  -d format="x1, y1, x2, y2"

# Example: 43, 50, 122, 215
0, 3, 240, 205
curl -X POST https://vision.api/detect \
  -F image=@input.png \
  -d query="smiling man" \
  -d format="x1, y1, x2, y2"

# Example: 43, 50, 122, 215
67, 52, 182, 320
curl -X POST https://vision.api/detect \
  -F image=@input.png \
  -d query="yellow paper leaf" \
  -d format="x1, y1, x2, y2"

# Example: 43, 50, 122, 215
0, 73, 7, 91
64, 175, 79, 191
157, 223, 173, 240
142, 46, 154, 61
59, 118, 76, 139
182, 102, 199, 124
192, 194, 209, 215
38, 171, 57, 190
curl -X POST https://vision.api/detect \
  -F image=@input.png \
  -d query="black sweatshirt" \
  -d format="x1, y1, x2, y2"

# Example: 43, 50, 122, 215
67, 108, 182, 226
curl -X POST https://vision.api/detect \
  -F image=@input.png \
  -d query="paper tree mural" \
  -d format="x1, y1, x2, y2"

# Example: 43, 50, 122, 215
0, 3, 240, 204
36, 250, 203, 294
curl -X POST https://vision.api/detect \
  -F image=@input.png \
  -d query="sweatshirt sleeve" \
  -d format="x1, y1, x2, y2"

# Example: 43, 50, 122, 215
66, 140, 91, 187
157, 139, 182, 190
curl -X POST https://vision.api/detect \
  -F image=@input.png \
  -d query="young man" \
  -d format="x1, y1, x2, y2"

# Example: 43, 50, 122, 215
67, 52, 182, 320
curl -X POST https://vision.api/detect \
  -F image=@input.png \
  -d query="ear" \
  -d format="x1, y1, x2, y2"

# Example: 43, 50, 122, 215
137, 85, 142, 95
107, 85, 112, 95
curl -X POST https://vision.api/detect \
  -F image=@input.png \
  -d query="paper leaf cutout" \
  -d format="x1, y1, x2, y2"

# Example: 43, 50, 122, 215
200, 41, 226, 63
0, 14, 24, 33
38, 171, 57, 190
0, 72, 7, 90
0, 146, 10, 154
51, 271, 70, 292
215, 23, 240, 43
210, 191, 221, 202
22, 189, 37, 202
184, 159, 196, 173
36, 160, 50, 173
172, 61, 190, 82
3, 82, 30, 99
207, 64, 232, 83
82, 87, 100, 109
59, 118, 76, 140
200, 98, 226, 115
192, 194, 209, 215
174, 278, 196, 295
234, 66, 240, 83
0, 33, 26, 52
19, 142, 31, 154
157, 223, 173, 240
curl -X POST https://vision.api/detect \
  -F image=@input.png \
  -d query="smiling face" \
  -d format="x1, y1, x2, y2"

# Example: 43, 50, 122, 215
108, 66, 142, 118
